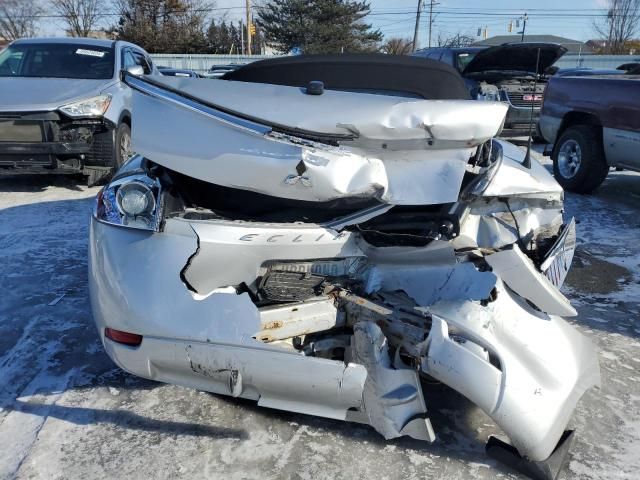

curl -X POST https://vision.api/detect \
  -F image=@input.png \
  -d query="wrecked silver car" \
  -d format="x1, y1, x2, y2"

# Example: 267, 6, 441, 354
89, 55, 599, 480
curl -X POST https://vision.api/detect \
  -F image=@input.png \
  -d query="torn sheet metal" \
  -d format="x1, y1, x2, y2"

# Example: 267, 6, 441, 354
483, 140, 563, 197
363, 242, 497, 307
425, 280, 600, 462
352, 322, 435, 442
182, 219, 365, 294
338, 290, 431, 358
455, 196, 564, 251
485, 244, 577, 316
129, 75, 507, 205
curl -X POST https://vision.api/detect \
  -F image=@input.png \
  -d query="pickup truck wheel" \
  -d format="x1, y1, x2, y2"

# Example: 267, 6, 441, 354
552, 125, 608, 194
115, 123, 132, 167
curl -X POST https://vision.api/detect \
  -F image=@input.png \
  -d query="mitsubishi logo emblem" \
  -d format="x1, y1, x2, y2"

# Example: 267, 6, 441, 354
284, 160, 312, 187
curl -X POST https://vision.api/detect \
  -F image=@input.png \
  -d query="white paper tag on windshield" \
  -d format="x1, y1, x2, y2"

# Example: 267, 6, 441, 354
76, 48, 105, 58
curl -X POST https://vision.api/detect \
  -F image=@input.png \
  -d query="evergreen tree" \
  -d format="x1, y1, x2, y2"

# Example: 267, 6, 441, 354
116, 0, 209, 53
257, 0, 382, 54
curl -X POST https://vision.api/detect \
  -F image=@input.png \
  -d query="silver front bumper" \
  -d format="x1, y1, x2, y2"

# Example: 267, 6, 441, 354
89, 213, 599, 462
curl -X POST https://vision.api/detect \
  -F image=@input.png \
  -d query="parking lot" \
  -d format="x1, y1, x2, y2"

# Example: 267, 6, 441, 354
0, 148, 638, 480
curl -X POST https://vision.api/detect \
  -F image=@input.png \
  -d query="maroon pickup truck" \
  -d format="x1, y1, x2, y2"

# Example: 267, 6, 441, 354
539, 74, 640, 193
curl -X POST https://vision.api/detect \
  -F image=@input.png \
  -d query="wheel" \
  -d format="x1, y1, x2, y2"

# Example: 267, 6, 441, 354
115, 123, 132, 168
552, 125, 609, 194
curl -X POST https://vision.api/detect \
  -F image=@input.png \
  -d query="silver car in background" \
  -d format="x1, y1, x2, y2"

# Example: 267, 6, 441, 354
0, 37, 158, 184
89, 55, 599, 480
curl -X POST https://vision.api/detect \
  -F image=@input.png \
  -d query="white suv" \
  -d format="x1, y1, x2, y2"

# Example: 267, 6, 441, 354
0, 37, 158, 184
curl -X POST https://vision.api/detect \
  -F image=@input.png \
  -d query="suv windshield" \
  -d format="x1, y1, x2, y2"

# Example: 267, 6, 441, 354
0, 43, 115, 79
456, 52, 478, 73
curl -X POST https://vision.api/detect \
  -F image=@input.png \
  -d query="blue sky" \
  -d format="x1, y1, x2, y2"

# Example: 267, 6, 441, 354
213, 0, 609, 44
41, 0, 609, 43
366, 0, 607, 45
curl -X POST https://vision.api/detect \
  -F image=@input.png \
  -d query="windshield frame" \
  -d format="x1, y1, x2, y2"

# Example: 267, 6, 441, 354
0, 42, 116, 80
455, 52, 479, 73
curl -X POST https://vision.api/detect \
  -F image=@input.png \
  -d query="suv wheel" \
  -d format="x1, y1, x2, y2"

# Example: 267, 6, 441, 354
115, 123, 132, 167
552, 125, 608, 194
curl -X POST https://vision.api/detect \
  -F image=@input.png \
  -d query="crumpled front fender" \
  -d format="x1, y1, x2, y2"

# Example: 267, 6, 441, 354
423, 279, 600, 462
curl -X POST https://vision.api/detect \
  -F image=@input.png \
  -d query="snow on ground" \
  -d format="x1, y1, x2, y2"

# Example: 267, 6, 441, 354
1, 155, 639, 480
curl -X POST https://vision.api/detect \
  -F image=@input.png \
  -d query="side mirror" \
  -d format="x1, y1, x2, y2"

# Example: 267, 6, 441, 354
125, 65, 144, 76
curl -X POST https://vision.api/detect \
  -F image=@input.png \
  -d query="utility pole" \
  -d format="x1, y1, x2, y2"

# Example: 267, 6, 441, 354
519, 13, 528, 42
428, 0, 436, 48
240, 20, 244, 56
412, 0, 423, 52
607, 7, 615, 53
246, 0, 252, 55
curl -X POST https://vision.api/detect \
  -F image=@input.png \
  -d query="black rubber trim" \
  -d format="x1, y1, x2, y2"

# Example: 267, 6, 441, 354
486, 430, 576, 480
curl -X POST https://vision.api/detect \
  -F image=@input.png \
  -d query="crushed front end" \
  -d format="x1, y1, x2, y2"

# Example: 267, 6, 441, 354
89, 73, 599, 480
0, 103, 114, 174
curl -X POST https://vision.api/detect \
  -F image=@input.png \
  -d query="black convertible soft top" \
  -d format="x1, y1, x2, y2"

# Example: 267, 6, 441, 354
222, 54, 471, 100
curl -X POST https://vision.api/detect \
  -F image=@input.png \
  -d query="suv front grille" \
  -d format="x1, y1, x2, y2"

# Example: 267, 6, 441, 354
506, 92, 543, 108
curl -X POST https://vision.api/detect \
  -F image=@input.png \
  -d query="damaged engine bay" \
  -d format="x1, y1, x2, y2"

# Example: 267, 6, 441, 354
89, 58, 600, 480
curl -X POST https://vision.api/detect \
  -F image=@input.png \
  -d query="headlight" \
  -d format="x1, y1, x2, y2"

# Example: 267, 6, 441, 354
59, 94, 112, 118
95, 173, 161, 231
116, 182, 156, 217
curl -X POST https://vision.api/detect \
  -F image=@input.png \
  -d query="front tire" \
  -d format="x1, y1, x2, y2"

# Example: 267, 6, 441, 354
115, 123, 132, 168
552, 125, 608, 194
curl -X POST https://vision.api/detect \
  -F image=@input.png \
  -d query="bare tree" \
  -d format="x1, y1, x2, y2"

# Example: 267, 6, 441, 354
0, 0, 42, 40
436, 32, 475, 48
52, 0, 102, 37
381, 37, 413, 55
593, 0, 640, 54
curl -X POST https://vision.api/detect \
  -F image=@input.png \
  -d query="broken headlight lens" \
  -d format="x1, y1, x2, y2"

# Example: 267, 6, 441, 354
95, 174, 161, 231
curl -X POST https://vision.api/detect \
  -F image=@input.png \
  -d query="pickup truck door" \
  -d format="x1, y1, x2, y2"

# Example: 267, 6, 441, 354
602, 78, 640, 169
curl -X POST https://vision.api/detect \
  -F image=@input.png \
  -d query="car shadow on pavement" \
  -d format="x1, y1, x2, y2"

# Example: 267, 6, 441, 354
6, 399, 248, 440
0, 174, 86, 193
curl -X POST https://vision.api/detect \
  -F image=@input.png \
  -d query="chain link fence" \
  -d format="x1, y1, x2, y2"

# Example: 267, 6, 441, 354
150, 53, 640, 75
149, 54, 279, 73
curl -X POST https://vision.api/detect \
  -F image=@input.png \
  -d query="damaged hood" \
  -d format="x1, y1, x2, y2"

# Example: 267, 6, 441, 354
139, 75, 507, 144
463, 43, 567, 77
128, 74, 508, 205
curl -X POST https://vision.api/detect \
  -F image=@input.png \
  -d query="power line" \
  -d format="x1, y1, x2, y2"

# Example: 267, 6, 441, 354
1, 7, 624, 21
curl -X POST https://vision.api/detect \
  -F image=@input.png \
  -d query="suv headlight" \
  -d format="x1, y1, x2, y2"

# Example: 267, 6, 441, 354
59, 94, 112, 118
95, 173, 162, 231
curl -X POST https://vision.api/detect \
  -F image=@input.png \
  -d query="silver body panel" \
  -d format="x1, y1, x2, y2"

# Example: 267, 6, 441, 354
90, 79, 599, 466
130, 77, 508, 205
538, 113, 562, 145
603, 126, 640, 170
90, 207, 599, 462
